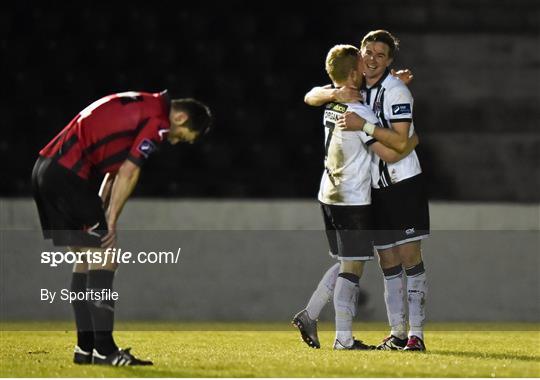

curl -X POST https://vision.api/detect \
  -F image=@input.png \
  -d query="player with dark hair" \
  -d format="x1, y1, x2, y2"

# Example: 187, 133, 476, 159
32, 90, 212, 365
304, 30, 430, 351
293, 45, 418, 350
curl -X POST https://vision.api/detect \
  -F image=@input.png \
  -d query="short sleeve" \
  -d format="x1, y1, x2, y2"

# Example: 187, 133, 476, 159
127, 118, 168, 166
347, 103, 378, 146
385, 85, 413, 123
360, 133, 377, 146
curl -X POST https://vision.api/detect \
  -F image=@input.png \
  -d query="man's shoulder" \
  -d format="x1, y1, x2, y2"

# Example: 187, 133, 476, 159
345, 102, 378, 123
345, 101, 371, 113
383, 76, 413, 100
382, 75, 409, 91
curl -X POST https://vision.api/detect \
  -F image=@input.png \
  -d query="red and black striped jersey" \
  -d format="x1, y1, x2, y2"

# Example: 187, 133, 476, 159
40, 90, 170, 179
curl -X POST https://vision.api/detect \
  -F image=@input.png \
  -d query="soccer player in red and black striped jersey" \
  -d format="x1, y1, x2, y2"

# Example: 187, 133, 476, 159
32, 90, 212, 366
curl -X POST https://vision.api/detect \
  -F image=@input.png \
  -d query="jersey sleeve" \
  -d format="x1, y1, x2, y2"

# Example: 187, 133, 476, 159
385, 85, 414, 123
347, 103, 378, 146
127, 118, 167, 166
359, 132, 377, 146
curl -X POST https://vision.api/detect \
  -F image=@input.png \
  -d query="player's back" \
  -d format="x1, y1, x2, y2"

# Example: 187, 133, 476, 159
318, 101, 377, 206
77, 92, 168, 166
40, 91, 170, 179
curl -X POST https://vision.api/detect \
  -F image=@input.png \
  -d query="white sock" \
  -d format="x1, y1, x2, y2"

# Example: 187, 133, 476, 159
305, 263, 340, 320
406, 262, 427, 340
334, 274, 359, 347
382, 265, 407, 339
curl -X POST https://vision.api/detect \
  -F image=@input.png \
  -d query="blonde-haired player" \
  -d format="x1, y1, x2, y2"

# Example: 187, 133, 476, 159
293, 45, 417, 349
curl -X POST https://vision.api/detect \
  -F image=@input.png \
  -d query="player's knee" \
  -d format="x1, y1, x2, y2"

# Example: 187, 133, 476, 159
69, 247, 88, 273
340, 260, 364, 276
72, 262, 89, 273
398, 242, 422, 268
90, 261, 119, 271
377, 248, 401, 268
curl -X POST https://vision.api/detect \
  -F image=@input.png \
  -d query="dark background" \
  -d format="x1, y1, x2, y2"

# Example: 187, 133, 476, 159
3, 0, 539, 201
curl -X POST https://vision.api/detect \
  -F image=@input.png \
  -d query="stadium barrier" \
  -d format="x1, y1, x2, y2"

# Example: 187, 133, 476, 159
1, 199, 538, 323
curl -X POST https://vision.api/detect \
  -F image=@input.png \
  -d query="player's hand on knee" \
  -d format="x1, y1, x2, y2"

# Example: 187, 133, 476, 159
101, 227, 117, 248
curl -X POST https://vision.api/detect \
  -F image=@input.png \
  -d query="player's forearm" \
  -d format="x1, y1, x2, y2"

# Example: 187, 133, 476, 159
401, 132, 419, 156
106, 164, 140, 227
371, 143, 401, 163
304, 87, 336, 106
371, 133, 419, 163
370, 126, 409, 154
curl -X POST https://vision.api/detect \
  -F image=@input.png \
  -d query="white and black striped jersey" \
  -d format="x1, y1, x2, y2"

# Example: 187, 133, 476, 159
318, 101, 379, 205
362, 70, 422, 188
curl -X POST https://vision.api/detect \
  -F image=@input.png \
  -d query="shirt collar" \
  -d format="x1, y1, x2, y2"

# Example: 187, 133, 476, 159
363, 68, 391, 90
159, 89, 171, 117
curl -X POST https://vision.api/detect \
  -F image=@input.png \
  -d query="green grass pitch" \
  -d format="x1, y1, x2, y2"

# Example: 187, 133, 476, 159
1, 322, 539, 377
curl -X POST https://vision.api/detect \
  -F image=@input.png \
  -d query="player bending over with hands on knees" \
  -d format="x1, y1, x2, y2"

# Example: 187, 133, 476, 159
32, 90, 212, 365
292, 44, 418, 350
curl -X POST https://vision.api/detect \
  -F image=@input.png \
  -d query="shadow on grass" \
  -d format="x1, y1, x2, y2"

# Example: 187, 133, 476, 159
431, 349, 539, 362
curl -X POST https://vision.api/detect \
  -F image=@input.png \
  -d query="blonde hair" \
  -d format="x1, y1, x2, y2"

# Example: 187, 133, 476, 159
325, 44, 359, 83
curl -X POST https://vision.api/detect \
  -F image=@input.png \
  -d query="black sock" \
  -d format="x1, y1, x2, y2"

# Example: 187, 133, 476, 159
405, 261, 425, 277
70, 272, 94, 352
87, 270, 118, 355
338, 272, 360, 284
382, 264, 403, 278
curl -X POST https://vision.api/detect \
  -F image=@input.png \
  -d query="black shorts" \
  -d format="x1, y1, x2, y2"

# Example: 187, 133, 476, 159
31, 156, 107, 247
320, 203, 374, 261
372, 174, 430, 249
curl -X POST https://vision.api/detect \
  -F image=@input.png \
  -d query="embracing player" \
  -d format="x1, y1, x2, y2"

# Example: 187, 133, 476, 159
302, 30, 430, 351
292, 45, 418, 350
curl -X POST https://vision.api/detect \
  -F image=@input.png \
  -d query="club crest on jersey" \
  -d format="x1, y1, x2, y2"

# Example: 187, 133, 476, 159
137, 139, 157, 158
392, 103, 411, 115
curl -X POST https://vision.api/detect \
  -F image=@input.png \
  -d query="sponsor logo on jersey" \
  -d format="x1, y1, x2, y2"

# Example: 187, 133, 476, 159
137, 139, 157, 158
392, 103, 411, 115
326, 102, 348, 113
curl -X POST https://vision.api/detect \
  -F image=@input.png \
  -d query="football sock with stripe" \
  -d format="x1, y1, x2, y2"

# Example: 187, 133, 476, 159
334, 272, 360, 347
70, 272, 94, 352
405, 261, 427, 340
305, 262, 340, 320
87, 269, 118, 355
382, 265, 407, 340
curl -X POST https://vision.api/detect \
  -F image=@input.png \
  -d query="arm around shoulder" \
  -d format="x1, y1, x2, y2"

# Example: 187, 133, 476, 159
304, 84, 335, 106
